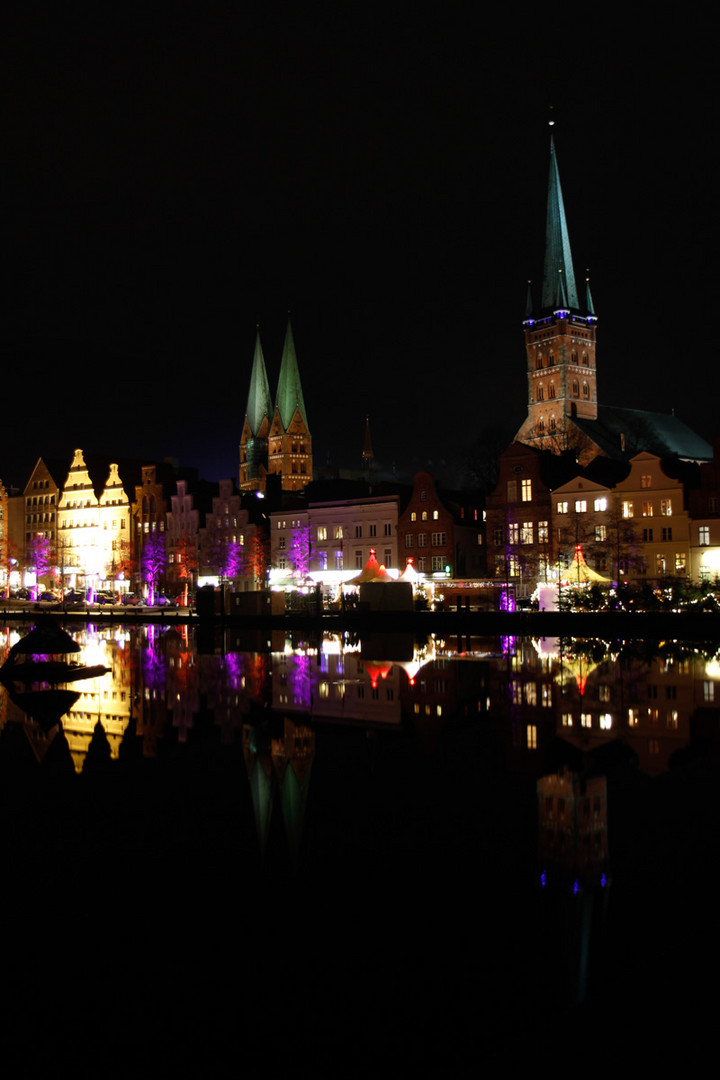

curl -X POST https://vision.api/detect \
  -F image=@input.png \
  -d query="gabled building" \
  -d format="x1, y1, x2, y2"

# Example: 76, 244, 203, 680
398, 471, 484, 578
239, 320, 313, 494
22, 456, 70, 592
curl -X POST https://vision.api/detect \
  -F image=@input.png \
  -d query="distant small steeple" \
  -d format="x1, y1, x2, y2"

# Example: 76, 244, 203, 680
362, 416, 374, 471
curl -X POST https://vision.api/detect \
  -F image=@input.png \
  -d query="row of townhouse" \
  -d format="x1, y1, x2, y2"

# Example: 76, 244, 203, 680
269, 472, 485, 585
3, 450, 267, 598
486, 440, 720, 594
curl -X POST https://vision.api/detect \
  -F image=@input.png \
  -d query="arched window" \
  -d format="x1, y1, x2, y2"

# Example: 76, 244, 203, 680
571, 351, 578, 364
572, 379, 579, 397
536, 355, 544, 370
548, 382, 556, 399
582, 381, 589, 399
548, 353, 554, 366
549, 416, 557, 433
537, 418, 545, 435
536, 384, 544, 401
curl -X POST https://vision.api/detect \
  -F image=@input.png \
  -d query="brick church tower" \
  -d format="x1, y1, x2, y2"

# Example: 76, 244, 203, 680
515, 134, 598, 453
239, 320, 313, 493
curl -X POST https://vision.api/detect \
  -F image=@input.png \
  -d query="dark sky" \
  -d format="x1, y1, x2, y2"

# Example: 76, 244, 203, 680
4, 9, 719, 488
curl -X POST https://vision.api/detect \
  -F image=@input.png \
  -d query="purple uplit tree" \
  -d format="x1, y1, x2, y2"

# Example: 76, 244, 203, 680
213, 535, 244, 586
28, 535, 53, 599
288, 525, 311, 579
142, 531, 167, 606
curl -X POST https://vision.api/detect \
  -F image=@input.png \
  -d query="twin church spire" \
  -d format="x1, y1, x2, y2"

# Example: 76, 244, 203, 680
239, 319, 313, 492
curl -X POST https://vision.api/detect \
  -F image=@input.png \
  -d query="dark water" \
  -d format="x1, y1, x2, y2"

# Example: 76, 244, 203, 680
1, 622, 718, 1066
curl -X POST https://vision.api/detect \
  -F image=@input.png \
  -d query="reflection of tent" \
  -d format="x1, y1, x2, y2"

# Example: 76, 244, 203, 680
560, 545, 611, 586
363, 661, 392, 688
345, 549, 381, 585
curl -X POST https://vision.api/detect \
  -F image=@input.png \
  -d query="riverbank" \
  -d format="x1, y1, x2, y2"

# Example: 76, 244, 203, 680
2, 603, 720, 640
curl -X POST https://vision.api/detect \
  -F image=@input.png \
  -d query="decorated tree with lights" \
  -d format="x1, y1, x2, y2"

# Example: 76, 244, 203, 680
245, 531, 268, 589
142, 531, 167, 605
174, 532, 198, 605
27, 534, 54, 598
288, 524, 311, 579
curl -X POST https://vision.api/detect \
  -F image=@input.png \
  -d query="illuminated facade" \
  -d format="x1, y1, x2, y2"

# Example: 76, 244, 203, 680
688, 436, 720, 582
240, 320, 313, 493
57, 449, 131, 595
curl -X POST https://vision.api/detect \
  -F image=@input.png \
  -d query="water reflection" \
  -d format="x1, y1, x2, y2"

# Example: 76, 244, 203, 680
1, 618, 718, 1031
2, 620, 719, 781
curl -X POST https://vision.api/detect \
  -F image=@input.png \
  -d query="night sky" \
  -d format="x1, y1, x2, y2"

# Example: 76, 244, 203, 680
5, 9, 719, 488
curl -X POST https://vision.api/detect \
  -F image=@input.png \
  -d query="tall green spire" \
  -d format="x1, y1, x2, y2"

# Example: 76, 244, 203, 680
275, 319, 309, 431
542, 136, 579, 311
245, 330, 272, 436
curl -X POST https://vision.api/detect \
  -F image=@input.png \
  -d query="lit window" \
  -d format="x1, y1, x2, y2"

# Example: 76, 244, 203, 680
432, 510, 439, 520
595, 525, 607, 542
599, 714, 612, 730
557, 501, 568, 514
521, 479, 532, 502
622, 502, 633, 518
575, 500, 587, 513
675, 553, 686, 572
520, 521, 533, 544
699, 526, 710, 546
581, 713, 592, 728
640, 474, 652, 489
538, 521, 549, 543
642, 501, 654, 517
526, 725, 537, 749
508, 523, 519, 545
594, 497, 607, 512
410, 512, 417, 522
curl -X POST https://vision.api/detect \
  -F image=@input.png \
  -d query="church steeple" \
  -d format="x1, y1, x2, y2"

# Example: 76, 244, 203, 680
542, 136, 580, 312
246, 330, 272, 437
515, 132, 599, 455
268, 318, 313, 491
275, 319, 309, 432
239, 329, 273, 491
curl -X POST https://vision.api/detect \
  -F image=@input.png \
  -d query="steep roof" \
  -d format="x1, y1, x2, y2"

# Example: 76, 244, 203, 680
573, 406, 713, 463
542, 135, 580, 312
245, 330, 273, 437
275, 320, 309, 431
